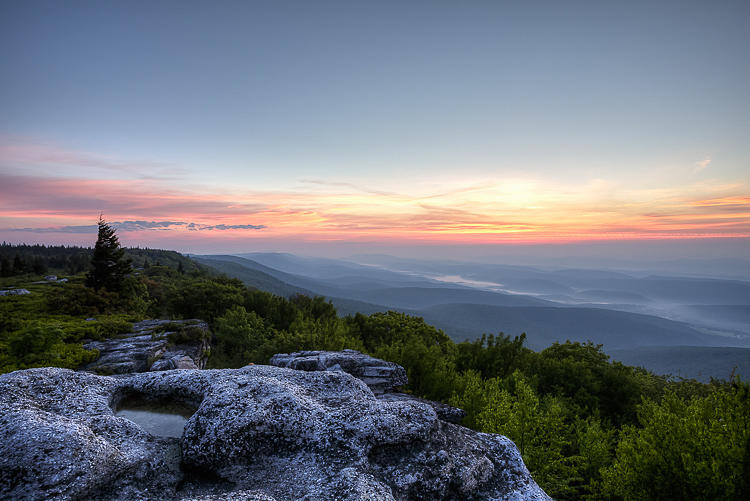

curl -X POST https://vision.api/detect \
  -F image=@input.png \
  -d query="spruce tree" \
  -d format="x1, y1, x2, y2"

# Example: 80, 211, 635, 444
0, 257, 10, 277
86, 216, 132, 291
12, 254, 24, 274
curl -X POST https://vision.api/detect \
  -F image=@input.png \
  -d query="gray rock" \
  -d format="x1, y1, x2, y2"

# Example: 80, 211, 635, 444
270, 350, 465, 423
81, 319, 210, 374
378, 392, 466, 424
0, 288, 31, 296
0, 366, 551, 501
270, 349, 408, 394
33, 277, 68, 284
151, 355, 200, 371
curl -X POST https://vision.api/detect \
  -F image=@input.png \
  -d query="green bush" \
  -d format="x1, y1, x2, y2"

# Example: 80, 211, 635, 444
601, 381, 750, 500
0, 324, 98, 372
167, 325, 208, 345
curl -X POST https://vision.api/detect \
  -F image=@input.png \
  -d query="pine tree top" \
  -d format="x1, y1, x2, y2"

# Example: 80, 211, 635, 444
85, 217, 132, 291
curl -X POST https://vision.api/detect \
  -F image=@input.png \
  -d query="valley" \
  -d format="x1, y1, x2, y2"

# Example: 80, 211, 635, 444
195, 252, 750, 381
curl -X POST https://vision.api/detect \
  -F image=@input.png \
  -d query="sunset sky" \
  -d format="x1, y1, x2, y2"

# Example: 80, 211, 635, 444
1, 1, 749, 259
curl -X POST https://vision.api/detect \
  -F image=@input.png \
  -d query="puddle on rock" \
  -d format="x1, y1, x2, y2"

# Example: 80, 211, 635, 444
115, 394, 197, 438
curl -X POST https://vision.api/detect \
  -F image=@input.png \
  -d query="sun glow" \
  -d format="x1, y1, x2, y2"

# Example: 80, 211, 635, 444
1, 164, 749, 248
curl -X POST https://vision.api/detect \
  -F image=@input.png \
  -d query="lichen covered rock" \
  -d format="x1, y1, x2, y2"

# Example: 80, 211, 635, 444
0, 366, 550, 500
81, 319, 209, 374
270, 349, 408, 394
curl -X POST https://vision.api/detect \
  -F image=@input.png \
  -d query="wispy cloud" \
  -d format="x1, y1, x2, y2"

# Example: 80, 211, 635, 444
9, 220, 265, 233
299, 179, 401, 198
187, 223, 266, 231
0, 137, 187, 180
694, 156, 712, 173
1, 169, 748, 244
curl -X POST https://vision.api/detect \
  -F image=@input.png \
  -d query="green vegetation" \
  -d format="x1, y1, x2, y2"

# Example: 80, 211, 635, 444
600, 384, 750, 500
86, 217, 133, 291
1, 241, 748, 499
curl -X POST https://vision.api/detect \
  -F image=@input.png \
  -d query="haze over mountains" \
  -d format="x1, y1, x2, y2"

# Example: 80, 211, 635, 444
193, 252, 750, 382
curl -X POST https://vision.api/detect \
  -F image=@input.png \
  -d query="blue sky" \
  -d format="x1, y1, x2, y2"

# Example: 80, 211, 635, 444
1, 1, 749, 258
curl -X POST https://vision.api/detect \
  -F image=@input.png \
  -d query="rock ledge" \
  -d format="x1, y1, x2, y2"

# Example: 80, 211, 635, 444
0, 366, 550, 500
270, 349, 408, 394
82, 319, 210, 374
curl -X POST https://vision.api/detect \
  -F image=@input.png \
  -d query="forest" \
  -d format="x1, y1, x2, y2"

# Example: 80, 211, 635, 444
1, 239, 748, 500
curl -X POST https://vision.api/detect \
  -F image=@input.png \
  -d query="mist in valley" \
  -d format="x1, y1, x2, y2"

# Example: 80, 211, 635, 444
194, 250, 750, 382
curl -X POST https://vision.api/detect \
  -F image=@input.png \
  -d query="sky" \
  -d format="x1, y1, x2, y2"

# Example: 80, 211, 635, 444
1, 1, 749, 261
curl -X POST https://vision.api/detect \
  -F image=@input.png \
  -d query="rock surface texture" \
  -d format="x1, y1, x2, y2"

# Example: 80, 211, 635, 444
270, 349, 408, 394
377, 392, 467, 424
270, 349, 466, 424
81, 319, 210, 374
0, 366, 551, 500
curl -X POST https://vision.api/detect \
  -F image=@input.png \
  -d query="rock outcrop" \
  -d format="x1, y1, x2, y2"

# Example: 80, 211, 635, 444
270, 349, 408, 394
377, 392, 466, 424
0, 366, 551, 500
81, 319, 210, 374
270, 349, 466, 424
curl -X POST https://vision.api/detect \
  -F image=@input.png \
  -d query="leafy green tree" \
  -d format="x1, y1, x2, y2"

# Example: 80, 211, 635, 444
475, 371, 581, 498
531, 341, 657, 426
289, 295, 337, 323
86, 217, 132, 291
164, 276, 245, 322
574, 417, 615, 499
244, 290, 303, 331
601, 382, 750, 500
212, 305, 275, 366
450, 370, 496, 429
456, 333, 530, 379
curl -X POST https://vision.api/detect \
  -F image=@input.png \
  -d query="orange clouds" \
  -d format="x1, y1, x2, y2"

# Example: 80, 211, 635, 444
1, 171, 749, 246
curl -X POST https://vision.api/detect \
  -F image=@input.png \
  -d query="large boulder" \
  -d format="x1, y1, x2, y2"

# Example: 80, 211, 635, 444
270, 349, 466, 424
81, 319, 210, 374
0, 366, 550, 500
269, 349, 408, 394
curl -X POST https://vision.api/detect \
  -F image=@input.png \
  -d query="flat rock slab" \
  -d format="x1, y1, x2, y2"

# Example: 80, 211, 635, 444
270, 349, 408, 394
0, 366, 550, 501
377, 392, 466, 424
82, 319, 209, 374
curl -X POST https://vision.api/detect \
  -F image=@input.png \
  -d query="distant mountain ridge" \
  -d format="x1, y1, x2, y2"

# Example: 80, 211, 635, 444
195, 253, 746, 350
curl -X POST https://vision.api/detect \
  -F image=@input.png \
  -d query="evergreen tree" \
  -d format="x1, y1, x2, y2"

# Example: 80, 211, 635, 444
0, 257, 10, 277
86, 217, 132, 291
12, 254, 24, 274
31, 256, 47, 275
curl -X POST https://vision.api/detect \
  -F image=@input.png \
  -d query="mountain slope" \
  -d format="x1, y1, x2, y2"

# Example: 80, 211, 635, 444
352, 286, 550, 309
610, 346, 750, 382
193, 256, 312, 298
416, 303, 724, 349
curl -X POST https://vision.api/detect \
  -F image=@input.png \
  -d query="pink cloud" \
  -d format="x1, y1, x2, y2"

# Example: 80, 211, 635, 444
1, 170, 749, 248
0, 137, 186, 179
